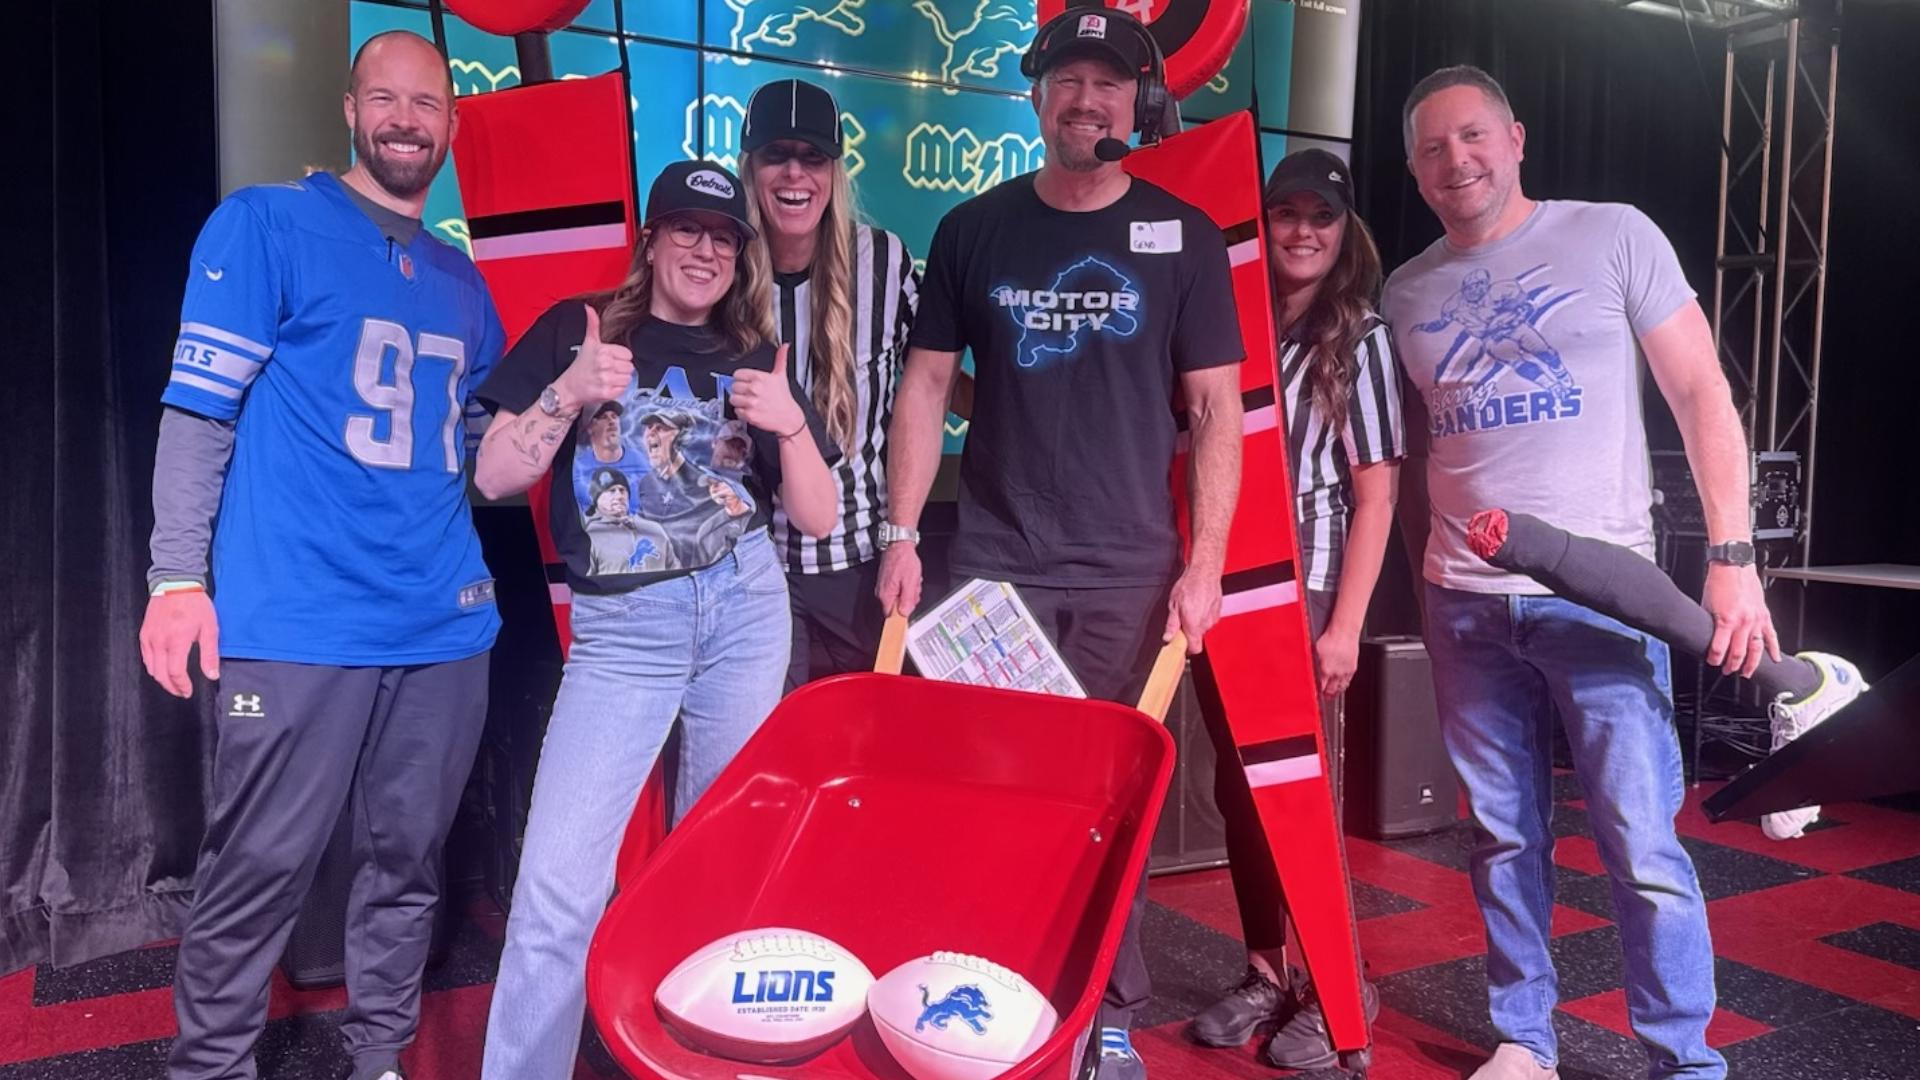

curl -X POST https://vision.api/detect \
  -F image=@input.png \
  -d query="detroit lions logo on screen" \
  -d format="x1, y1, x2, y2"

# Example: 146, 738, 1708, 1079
990, 256, 1142, 369
915, 983, 992, 1034
1412, 265, 1585, 439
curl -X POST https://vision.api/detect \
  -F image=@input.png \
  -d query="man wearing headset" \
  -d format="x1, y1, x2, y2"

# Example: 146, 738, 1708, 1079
879, 8, 1245, 1077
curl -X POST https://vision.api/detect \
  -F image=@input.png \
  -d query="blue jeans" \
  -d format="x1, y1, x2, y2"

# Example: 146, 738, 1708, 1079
481, 532, 791, 1079
1422, 584, 1725, 1080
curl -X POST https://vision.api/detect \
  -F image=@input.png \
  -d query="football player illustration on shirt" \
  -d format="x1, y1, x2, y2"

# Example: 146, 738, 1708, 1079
1412, 267, 1580, 404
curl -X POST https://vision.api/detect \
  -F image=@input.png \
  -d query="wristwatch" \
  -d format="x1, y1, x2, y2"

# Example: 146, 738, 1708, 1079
1705, 539, 1756, 567
538, 384, 565, 417
877, 522, 921, 550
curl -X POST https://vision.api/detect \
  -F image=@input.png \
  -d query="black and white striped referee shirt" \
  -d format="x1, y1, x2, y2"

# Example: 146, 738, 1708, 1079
769, 223, 918, 573
1278, 314, 1405, 592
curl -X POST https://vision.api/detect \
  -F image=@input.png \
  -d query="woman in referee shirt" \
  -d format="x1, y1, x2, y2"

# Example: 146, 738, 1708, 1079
1187, 149, 1403, 1071
739, 78, 919, 688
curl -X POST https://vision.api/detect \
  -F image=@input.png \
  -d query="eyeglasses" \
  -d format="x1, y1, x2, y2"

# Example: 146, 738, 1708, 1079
756, 143, 833, 169
662, 219, 743, 257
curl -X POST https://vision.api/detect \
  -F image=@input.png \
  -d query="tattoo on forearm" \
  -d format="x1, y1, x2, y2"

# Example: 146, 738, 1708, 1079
505, 411, 571, 468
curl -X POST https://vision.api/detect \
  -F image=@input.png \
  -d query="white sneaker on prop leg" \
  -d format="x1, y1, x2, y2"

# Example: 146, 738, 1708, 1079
1762, 651, 1868, 840
1469, 1042, 1559, 1079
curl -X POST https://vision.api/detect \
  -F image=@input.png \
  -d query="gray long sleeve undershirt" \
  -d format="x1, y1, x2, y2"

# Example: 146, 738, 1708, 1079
147, 406, 235, 590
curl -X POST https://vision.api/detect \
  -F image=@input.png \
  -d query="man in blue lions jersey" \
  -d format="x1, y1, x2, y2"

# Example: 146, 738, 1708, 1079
139, 31, 502, 1080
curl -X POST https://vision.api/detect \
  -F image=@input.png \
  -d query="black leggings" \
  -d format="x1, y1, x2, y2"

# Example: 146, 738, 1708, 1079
1472, 510, 1819, 700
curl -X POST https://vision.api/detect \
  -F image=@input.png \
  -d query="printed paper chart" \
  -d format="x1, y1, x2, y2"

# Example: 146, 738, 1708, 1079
906, 578, 1085, 698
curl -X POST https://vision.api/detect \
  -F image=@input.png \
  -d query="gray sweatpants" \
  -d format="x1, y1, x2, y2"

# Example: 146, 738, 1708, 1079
168, 653, 489, 1080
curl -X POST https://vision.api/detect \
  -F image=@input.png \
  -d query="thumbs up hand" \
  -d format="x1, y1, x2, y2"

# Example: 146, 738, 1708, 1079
729, 344, 806, 438
556, 304, 635, 412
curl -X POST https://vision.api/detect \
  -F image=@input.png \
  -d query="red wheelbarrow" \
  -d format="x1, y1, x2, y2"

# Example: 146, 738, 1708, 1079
584, 618, 1188, 1079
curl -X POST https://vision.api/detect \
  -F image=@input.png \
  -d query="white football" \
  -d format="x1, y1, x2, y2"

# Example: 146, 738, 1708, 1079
654, 927, 875, 1063
868, 952, 1061, 1080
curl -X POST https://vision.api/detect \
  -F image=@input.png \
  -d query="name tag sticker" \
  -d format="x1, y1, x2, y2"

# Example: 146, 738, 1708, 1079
1130, 220, 1183, 254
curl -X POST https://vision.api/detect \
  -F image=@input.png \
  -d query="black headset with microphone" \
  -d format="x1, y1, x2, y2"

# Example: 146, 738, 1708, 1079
1019, 2, 1178, 157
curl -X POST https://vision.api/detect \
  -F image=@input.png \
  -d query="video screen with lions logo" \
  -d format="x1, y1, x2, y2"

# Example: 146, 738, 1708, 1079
350, 0, 1362, 454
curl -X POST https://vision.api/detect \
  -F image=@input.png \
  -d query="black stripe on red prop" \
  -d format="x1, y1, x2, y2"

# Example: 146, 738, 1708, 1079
467, 200, 626, 239
1239, 734, 1319, 766
1222, 217, 1260, 248
1221, 560, 1296, 596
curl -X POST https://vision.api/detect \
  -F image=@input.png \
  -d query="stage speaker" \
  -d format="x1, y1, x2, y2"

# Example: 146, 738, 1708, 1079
1344, 636, 1460, 840
280, 801, 455, 990
1149, 667, 1229, 874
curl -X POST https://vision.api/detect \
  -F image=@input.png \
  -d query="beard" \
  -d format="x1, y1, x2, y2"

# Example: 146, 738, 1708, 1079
1051, 142, 1103, 173
1046, 111, 1119, 174
352, 122, 446, 199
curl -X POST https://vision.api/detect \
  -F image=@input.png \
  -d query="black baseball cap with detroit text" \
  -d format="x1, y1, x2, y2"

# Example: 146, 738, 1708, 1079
742, 79, 845, 159
644, 160, 757, 239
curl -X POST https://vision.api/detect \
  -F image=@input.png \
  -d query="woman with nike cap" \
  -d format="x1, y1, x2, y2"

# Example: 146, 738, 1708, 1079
470, 159, 839, 1077
1186, 148, 1399, 1070
737, 77, 920, 688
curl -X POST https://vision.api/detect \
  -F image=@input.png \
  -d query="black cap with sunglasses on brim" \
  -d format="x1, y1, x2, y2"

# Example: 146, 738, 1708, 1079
644, 160, 757, 239
1262, 148, 1355, 216
743, 79, 844, 160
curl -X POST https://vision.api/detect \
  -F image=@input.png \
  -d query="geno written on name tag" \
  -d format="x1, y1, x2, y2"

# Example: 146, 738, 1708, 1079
1130, 220, 1183, 254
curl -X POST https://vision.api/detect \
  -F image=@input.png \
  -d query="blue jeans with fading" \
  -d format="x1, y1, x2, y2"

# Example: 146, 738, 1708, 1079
1422, 583, 1725, 1080
481, 531, 791, 1079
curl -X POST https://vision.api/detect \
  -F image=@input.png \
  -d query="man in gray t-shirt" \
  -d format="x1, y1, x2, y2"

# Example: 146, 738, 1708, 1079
1386, 199, 1691, 590
1383, 66, 1777, 1080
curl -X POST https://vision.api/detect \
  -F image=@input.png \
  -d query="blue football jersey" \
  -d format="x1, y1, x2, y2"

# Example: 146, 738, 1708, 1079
164, 172, 504, 665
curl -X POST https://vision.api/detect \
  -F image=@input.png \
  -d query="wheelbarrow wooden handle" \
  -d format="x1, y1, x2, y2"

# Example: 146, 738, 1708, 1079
1134, 633, 1187, 723
874, 612, 909, 675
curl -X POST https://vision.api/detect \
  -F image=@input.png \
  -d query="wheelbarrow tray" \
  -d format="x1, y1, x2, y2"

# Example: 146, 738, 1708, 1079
585, 671, 1176, 1080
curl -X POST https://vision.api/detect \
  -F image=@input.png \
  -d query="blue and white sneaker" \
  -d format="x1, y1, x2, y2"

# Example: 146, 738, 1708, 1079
1763, 651, 1867, 840
1096, 1026, 1146, 1080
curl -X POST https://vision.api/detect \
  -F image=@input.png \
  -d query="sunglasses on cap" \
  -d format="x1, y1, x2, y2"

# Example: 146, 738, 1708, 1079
755, 143, 833, 169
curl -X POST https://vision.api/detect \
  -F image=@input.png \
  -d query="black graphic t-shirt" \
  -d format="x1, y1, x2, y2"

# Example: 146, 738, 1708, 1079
479, 303, 835, 594
911, 174, 1244, 586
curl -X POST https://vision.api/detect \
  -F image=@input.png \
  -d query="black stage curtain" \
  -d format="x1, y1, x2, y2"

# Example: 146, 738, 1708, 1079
1797, 0, 1920, 674
2, 0, 219, 973
1354, 0, 1920, 669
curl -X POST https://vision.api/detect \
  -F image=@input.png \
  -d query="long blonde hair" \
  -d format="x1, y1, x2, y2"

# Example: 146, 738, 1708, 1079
741, 156, 861, 455
591, 211, 776, 355
1282, 212, 1385, 427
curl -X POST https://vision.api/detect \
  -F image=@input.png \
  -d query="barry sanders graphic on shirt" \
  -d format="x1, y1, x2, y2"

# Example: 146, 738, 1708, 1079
1412, 265, 1586, 438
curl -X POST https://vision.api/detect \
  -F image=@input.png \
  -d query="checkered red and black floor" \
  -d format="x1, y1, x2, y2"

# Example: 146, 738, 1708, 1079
5, 778, 1919, 1079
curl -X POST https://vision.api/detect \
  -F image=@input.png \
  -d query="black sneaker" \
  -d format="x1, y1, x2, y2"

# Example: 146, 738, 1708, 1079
1186, 965, 1285, 1048
1262, 974, 1379, 1071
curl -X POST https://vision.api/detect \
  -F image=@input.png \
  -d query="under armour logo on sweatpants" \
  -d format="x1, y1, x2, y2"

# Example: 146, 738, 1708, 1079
228, 693, 266, 718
